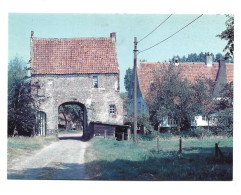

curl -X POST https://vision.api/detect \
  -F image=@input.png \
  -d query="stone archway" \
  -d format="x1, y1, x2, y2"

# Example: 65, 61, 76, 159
57, 101, 88, 138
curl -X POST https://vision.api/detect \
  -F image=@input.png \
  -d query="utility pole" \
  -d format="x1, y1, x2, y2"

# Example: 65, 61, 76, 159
133, 37, 138, 144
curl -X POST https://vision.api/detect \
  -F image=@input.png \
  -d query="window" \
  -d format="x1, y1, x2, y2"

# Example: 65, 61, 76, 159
93, 76, 98, 88
115, 80, 119, 91
109, 104, 116, 114
202, 115, 207, 121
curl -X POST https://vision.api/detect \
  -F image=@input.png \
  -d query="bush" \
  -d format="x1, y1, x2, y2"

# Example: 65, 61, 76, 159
185, 127, 213, 138
212, 127, 232, 137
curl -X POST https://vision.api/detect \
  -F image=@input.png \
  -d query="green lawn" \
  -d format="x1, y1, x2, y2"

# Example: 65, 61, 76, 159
85, 136, 233, 180
8, 136, 58, 169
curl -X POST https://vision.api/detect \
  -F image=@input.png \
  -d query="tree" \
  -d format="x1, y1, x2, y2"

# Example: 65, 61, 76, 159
215, 53, 223, 62
120, 92, 130, 115
192, 76, 216, 131
217, 15, 234, 61
124, 67, 133, 98
169, 52, 229, 63
147, 64, 196, 132
58, 104, 83, 130
214, 82, 233, 135
8, 57, 36, 136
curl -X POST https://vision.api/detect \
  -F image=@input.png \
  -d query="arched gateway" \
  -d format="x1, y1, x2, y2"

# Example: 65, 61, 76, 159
58, 101, 88, 137
30, 31, 123, 138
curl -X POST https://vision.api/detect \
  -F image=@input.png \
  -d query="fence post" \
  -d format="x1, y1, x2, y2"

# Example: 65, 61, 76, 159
104, 130, 107, 139
215, 143, 218, 157
122, 132, 124, 141
127, 129, 130, 140
179, 136, 182, 153
113, 132, 115, 140
157, 135, 160, 152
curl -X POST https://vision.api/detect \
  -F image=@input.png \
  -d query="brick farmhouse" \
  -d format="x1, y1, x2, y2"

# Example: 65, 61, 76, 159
129, 54, 233, 131
30, 32, 124, 138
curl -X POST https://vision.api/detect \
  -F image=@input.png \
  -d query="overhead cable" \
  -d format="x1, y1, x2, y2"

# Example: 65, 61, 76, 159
138, 14, 203, 54
138, 14, 173, 43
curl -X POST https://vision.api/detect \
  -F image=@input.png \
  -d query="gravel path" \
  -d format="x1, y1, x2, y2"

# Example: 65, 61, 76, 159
8, 134, 91, 180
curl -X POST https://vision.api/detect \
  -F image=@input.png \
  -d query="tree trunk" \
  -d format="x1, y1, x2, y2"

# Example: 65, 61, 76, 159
177, 118, 181, 134
62, 112, 68, 130
207, 115, 210, 131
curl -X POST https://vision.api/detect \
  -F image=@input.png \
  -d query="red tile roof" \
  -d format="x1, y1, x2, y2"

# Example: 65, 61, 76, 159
226, 63, 234, 83
31, 37, 119, 74
137, 62, 233, 99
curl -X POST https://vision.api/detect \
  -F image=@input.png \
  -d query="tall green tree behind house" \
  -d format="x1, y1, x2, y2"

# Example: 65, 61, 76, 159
124, 67, 133, 98
170, 52, 233, 63
8, 57, 36, 136
217, 15, 234, 61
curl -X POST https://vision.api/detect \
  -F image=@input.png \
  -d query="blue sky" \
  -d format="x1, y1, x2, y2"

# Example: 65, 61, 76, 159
8, 13, 228, 92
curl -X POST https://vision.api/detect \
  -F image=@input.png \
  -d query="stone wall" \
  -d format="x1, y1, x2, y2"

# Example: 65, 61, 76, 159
31, 73, 123, 137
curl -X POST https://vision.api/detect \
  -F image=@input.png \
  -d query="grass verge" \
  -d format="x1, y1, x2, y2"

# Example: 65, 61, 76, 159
8, 136, 58, 169
85, 136, 233, 180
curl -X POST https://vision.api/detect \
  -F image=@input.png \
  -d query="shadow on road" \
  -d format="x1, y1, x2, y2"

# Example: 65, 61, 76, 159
58, 135, 92, 142
58, 136, 82, 141
8, 163, 87, 180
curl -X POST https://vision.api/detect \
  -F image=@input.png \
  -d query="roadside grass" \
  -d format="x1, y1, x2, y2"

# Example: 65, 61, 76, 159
8, 136, 58, 169
85, 136, 233, 180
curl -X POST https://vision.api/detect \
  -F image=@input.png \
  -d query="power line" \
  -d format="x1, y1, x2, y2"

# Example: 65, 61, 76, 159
138, 14, 203, 54
138, 14, 173, 43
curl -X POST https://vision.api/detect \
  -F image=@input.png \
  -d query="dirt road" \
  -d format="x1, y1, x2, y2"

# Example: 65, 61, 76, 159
8, 134, 91, 180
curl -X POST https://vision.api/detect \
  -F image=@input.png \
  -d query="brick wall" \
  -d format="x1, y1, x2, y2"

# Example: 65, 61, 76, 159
31, 73, 123, 137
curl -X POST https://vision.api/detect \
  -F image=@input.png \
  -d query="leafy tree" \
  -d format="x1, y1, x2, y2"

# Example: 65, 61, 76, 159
147, 64, 196, 132
169, 52, 234, 63
8, 57, 36, 136
58, 104, 83, 130
214, 82, 233, 135
147, 63, 218, 133
192, 76, 216, 130
124, 67, 133, 98
120, 92, 130, 115
215, 53, 223, 62
124, 112, 153, 134
217, 15, 234, 61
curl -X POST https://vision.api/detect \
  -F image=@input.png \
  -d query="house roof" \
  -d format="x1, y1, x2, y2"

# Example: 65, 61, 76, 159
31, 36, 119, 74
137, 61, 233, 99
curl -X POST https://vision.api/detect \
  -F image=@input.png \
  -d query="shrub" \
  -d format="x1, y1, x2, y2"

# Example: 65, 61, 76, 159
187, 127, 213, 138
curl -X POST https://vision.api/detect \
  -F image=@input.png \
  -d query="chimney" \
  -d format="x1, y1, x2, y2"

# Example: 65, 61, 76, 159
110, 32, 116, 42
205, 52, 212, 67
31, 31, 34, 38
173, 57, 179, 66
212, 58, 227, 98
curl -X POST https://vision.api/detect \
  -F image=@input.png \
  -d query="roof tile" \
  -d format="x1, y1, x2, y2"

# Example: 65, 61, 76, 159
31, 37, 119, 74
138, 62, 233, 99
